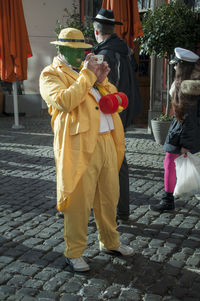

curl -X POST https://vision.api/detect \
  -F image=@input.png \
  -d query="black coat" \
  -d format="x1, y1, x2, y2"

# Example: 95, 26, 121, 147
93, 34, 142, 129
163, 100, 200, 154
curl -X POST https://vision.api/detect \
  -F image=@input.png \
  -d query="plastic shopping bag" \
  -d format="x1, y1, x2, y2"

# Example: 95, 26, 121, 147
173, 152, 200, 197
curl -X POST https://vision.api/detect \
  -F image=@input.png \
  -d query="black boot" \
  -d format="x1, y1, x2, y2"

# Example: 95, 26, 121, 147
150, 192, 175, 212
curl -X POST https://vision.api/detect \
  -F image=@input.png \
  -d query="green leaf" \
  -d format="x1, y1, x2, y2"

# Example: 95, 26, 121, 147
137, 2, 200, 58
54, 0, 96, 44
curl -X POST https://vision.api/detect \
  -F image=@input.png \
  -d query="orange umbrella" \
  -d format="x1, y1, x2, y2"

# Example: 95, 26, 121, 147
0, 0, 32, 127
0, 0, 32, 81
102, 0, 143, 49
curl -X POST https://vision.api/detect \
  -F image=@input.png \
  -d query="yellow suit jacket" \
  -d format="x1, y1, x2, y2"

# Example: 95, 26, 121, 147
39, 57, 125, 211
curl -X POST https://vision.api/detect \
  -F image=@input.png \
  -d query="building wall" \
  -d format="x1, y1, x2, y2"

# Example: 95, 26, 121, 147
22, 0, 74, 95
4, 0, 76, 116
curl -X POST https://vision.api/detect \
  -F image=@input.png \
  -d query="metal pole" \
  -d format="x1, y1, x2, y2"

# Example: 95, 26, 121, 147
12, 82, 19, 128
12, 82, 24, 129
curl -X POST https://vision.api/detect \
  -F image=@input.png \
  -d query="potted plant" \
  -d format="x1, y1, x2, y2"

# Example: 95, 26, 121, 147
54, 0, 95, 45
137, 1, 200, 144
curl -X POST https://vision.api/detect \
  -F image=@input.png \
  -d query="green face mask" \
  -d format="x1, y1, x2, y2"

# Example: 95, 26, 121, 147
59, 46, 85, 68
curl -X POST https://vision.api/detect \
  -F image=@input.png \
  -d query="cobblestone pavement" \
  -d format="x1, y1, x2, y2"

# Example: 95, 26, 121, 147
0, 116, 200, 301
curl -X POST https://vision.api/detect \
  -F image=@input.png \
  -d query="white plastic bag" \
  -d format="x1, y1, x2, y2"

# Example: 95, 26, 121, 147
174, 152, 200, 197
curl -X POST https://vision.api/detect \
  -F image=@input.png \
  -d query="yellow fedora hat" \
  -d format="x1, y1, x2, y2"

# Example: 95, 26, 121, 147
51, 28, 93, 48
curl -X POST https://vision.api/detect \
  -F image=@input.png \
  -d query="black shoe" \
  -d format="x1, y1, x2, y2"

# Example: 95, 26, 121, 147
117, 215, 130, 224
117, 214, 129, 221
150, 193, 175, 212
56, 212, 64, 218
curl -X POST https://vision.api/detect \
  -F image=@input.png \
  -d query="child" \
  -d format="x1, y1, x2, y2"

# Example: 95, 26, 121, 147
150, 47, 200, 212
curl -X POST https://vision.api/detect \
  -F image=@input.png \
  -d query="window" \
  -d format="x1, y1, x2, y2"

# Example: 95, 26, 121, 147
194, 0, 200, 10
84, 0, 102, 18
138, 0, 152, 11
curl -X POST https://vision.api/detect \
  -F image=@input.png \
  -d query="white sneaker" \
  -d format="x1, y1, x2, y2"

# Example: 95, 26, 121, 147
100, 244, 134, 256
66, 256, 90, 272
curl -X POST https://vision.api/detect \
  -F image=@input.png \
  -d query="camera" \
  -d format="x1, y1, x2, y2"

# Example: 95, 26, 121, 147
93, 55, 104, 64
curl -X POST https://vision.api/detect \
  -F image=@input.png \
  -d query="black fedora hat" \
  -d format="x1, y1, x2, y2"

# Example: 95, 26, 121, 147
93, 8, 123, 25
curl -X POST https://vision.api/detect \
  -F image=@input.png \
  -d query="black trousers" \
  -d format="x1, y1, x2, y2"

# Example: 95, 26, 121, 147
117, 110, 130, 218
117, 154, 130, 218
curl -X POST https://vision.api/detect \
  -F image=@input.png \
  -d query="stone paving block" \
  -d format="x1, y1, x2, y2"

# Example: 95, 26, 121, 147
2, 261, 25, 276
172, 251, 188, 263
143, 293, 162, 301
0, 256, 14, 264
16, 287, 38, 297
36, 290, 59, 300
182, 247, 195, 256
172, 287, 189, 299
188, 282, 200, 298
23, 278, 44, 290
112, 256, 129, 267
33, 244, 53, 253
7, 275, 28, 288
60, 278, 84, 294
20, 264, 40, 277
82, 247, 99, 259
162, 297, 180, 301
0, 285, 15, 297
183, 296, 199, 301
168, 259, 185, 269
195, 221, 200, 229
150, 253, 168, 263
20, 238, 43, 247
83, 285, 103, 298
188, 234, 200, 243
1, 118, 200, 300
60, 294, 82, 301
6, 295, 23, 300
182, 239, 200, 249
34, 268, 58, 281
119, 287, 141, 301
145, 229, 162, 240
43, 277, 66, 292
18, 250, 44, 265
101, 284, 121, 299
186, 255, 200, 267
88, 277, 108, 290
148, 279, 172, 296
142, 247, 157, 257
20, 297, 36, 301
149, 239, 164, 248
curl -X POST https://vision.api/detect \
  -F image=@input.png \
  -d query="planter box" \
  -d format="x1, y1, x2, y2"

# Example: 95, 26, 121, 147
151, 119, 172, 145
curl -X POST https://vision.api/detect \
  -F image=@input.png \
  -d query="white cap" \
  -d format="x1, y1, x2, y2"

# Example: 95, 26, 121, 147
169, 47, 199, 65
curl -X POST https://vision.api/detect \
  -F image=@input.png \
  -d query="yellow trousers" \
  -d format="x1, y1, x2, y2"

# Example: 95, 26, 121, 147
64, 132, 120, 258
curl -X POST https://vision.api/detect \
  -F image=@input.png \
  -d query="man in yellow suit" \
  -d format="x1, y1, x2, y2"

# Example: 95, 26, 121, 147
39, 28, 134, 272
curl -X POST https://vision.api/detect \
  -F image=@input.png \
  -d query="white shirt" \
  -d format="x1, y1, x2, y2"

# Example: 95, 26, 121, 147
90, 87, 114, 133
58, 55, 114, 133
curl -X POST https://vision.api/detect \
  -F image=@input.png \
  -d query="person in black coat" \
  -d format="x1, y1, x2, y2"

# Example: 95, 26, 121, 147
92, 8, 142, 221
150, 47, 200, 212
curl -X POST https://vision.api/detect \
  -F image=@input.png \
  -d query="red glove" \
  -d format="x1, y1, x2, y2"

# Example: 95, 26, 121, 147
99, 92, 128, 114
115, 92, 129, 109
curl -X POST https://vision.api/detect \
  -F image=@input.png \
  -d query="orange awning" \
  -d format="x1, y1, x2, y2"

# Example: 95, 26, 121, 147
102, 0, 143, 49
0, 0, 32, 82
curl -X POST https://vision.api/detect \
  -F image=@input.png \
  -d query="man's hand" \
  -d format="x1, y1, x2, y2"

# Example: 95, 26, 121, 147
96, 61, 110, 83
83, 54, 110, 83
181, 147, 190, 154
83, 53, 99, 74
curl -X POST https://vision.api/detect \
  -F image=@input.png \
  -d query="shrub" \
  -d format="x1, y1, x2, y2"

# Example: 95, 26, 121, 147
54, 0, 95, 44
138, 1, 200, 59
